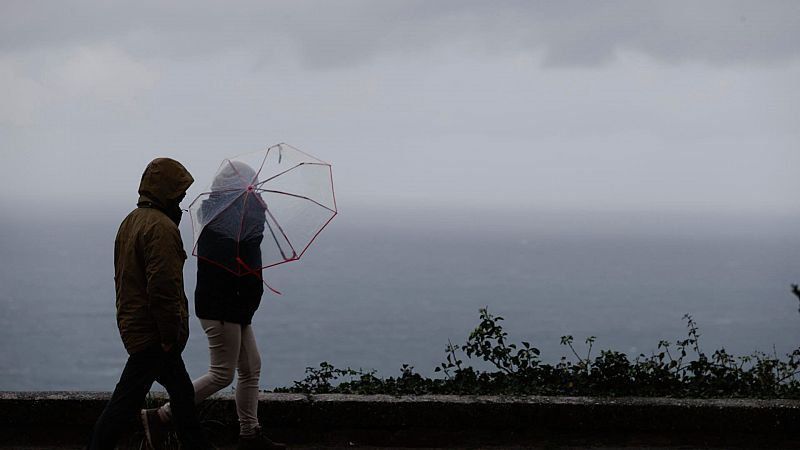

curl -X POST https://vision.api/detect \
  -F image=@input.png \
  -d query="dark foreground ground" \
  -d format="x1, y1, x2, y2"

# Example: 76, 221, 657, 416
2, 392, 799, 449
0, 445, 789, 450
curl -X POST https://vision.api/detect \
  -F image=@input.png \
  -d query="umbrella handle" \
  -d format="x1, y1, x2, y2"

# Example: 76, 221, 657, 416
236, 257, 282, 296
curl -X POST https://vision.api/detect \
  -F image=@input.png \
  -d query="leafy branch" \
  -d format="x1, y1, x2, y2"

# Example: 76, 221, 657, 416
277, 307, 800, 399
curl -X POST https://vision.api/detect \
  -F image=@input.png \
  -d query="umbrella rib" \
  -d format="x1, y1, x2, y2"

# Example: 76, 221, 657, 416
252, 193, 298, 259
253, 161, 332, 189
257, 189, 336, 214
227, 158, 258, 186
196, 255, 281, 295
251, 192, 293, 261
235, 192, 252, 273
234, 255, 282, 295
293, 162, 330, 166
295, 210, 337, 260
253, 163, 304, 187
328, 162, 338, 213
279, 142, 331, 165
264, 216, 288, 261
253, 145, 273, 185
196, 187, 248, 196
189, 192, 248, 245
187, 188, 244, 210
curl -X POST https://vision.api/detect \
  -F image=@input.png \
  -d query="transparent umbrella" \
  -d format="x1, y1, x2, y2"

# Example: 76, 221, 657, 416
187, 143, 337, 294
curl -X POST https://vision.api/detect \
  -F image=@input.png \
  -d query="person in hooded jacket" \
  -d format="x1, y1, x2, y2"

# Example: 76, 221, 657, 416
141, 161, 286, 450
88, 158, 213, 450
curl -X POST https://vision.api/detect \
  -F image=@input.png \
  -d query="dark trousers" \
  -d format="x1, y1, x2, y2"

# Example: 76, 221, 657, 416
87, 345, 211, 450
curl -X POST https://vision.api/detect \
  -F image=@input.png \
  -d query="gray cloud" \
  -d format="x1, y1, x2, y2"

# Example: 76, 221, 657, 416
1, 1, 798, 215
1, 1, 799, 68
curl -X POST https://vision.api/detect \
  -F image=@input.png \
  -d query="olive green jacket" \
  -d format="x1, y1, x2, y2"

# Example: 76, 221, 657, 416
114, 158, 194, 355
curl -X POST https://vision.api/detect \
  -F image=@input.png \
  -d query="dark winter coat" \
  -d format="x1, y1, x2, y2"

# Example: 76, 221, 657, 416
194, 194, 265, 325
114, 158, 194, 355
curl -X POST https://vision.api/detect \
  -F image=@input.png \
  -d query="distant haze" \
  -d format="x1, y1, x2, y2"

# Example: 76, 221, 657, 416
2, 2, 800, 391
1, 1, 798, 214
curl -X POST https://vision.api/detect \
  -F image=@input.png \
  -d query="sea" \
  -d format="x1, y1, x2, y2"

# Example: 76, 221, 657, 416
1, 206, 798, 391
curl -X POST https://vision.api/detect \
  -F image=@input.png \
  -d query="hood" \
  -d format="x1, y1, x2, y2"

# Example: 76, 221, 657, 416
137, 158, 194, 210
201, 160, 264, 243
211, 160, 258, 192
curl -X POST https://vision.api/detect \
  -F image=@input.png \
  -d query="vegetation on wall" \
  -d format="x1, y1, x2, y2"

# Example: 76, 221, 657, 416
276, 307, 800, 398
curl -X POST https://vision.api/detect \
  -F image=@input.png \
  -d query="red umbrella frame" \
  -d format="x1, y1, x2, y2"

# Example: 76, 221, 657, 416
187, 143, 337, 293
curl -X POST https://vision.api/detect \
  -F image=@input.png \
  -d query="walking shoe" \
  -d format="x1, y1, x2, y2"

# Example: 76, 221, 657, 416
140, 408, 168, 450
237, 426, 287, 450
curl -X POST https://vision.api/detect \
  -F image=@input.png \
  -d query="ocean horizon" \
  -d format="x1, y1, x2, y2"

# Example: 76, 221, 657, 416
1, 207, 798, 391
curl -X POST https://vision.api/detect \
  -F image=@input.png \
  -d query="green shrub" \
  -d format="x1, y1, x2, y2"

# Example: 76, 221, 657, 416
275, 308, 800, 398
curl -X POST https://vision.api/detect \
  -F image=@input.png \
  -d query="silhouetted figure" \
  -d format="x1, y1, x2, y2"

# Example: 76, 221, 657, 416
88, 158, 212, 450
141, 161, 285, 450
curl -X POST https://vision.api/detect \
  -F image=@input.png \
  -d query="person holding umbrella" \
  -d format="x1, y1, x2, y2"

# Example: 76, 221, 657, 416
88, 158, 213, 450
141, 161, 286, 450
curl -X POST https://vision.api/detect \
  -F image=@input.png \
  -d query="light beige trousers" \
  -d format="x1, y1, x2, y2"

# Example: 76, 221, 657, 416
160, 319, 262, 435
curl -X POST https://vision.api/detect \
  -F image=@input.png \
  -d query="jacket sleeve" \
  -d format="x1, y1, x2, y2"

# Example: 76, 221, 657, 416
142, 221, 186, 346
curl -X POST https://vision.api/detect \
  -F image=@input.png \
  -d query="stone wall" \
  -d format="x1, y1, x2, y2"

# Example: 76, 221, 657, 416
2, 392, 800, 447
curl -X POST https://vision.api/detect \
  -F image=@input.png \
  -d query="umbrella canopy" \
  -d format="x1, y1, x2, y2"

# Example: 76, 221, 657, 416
187, 143, 337, 293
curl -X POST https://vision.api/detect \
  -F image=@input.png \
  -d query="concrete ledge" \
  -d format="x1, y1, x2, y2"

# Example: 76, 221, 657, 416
2, 392, 800, 447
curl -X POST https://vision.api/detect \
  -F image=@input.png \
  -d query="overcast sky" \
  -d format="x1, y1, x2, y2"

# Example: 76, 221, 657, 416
1, 0, 799, 216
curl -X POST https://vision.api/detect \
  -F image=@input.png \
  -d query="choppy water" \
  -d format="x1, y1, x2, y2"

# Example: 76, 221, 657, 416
1, 207, 798, 391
